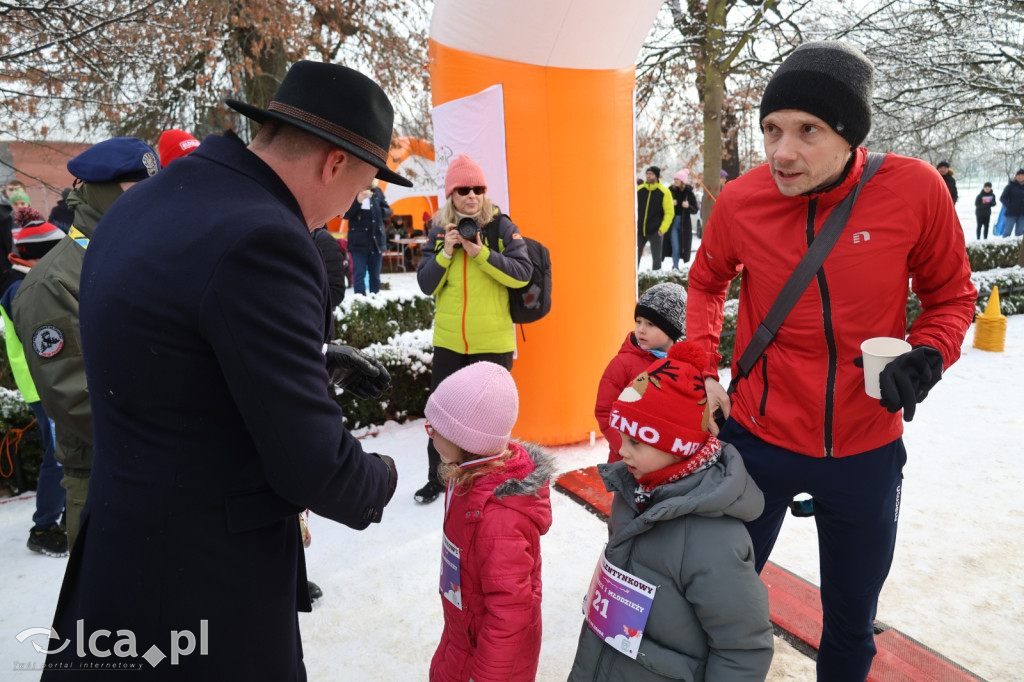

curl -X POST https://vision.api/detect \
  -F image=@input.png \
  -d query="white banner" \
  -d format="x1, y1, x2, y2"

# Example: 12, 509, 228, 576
431, 84, 510, 215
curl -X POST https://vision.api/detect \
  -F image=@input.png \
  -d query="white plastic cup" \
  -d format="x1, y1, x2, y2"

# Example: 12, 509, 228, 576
860, 337, 912, 399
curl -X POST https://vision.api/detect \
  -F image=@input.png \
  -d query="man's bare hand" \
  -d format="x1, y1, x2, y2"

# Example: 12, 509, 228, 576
704, 377, 731, 436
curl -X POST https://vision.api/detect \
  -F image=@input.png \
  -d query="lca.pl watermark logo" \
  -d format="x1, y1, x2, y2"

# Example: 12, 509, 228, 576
15, 620, 209, 670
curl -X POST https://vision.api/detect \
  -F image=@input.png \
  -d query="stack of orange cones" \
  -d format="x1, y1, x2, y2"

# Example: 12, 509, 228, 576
973, 285, 1007, 352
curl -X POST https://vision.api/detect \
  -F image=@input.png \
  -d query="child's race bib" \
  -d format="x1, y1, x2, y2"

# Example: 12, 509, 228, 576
440, 533, 462, 610
582, 551, 657, 659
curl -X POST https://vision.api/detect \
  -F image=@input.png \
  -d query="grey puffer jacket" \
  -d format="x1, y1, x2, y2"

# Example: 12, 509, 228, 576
568, 443, 774, 682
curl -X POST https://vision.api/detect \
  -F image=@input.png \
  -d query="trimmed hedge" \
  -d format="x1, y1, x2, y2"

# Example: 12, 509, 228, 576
333, 292, 435, 349
330, 294, 436, 430
971, 267, 1024, 315
966, 236, 1021, 272
333, 328, 434, 431
638, 268, 742, 302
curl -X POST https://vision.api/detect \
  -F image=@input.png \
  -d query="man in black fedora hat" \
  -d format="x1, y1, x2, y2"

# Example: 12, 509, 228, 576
43, 62, 406, 681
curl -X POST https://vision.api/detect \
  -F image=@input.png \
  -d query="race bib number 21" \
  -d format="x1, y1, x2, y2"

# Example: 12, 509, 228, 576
582, 552, 657, 659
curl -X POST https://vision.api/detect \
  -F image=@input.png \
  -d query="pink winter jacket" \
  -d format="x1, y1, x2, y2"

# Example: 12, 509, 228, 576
430, 442, 554, 682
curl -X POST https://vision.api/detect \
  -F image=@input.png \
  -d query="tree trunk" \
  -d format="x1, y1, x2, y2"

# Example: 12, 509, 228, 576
701, 0, 727, 228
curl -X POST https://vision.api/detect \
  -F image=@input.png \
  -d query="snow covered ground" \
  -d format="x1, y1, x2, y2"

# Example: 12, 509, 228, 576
1, 212, 1020, 680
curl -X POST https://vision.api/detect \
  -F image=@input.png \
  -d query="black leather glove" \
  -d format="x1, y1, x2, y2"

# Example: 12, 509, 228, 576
876, 345, 944, 421
373, 453, 398, 505
325, 344, 391, 399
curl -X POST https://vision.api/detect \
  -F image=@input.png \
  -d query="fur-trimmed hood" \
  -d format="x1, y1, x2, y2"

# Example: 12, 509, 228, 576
494, 441, 556, 499
456, 440, 554, 538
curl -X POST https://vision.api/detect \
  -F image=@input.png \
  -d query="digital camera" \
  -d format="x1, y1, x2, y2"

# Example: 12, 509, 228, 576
456, 217, 479, 240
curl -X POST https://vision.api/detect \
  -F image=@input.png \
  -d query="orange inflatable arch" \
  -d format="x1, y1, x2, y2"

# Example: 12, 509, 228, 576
429, 0, 664, 445
384, 137, 438, 236
329, 137, 438, 236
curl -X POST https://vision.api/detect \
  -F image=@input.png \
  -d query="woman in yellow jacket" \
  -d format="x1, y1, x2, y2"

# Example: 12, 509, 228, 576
415, 155, 532, 503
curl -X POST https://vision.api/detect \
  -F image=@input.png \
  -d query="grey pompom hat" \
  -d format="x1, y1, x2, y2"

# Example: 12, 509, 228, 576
635, 282, 687, 341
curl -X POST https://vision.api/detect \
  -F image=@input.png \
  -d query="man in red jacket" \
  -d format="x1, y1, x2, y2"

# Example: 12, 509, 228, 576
686, 42, 976, 681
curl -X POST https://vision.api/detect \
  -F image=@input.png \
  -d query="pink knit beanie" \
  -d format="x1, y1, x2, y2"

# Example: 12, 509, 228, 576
425, 362, 518, 456
673, 169, 689, 183
444, 154, 487, 198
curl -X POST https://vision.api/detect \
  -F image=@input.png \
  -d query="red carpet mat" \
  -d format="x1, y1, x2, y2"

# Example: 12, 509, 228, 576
555, 465, 986, 681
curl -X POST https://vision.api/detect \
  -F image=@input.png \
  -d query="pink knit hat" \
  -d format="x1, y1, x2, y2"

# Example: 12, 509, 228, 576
425, 362, 518, 456
444, 154, 487, 199
673, 169, 689, 183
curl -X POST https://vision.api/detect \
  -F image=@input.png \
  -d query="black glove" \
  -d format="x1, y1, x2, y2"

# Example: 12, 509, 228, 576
325, 345, 391, 399
876, 345, 944, 422
373, 453, 398, 505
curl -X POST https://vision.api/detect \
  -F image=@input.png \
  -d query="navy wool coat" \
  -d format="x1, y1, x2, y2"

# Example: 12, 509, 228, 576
43, 131, 391, 681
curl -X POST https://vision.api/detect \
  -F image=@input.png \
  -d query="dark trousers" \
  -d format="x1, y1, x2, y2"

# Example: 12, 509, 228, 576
351, 251, 382, 294
976, 215, 989, 239
680, 216, 693, 263
637, 228, 663, 270
29, 401, 65, 530
720, 420, 906, 682
425, 347, 514, 481
61, 472, 89, 551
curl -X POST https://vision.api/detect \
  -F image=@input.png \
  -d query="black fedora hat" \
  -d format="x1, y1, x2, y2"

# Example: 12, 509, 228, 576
226, 61, 413, 187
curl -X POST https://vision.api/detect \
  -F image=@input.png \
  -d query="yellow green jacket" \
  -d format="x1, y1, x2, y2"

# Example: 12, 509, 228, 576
416, 214, 532, 354
1, 275, 39, 403
637, 181, 674, 236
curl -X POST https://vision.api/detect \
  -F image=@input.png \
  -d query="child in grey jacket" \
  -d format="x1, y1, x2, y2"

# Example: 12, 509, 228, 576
569, 341, 774, 681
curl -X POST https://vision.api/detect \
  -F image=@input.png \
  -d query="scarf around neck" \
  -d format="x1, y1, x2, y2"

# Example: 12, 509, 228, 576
66, 182, 125, 239
633, 436, 722, 510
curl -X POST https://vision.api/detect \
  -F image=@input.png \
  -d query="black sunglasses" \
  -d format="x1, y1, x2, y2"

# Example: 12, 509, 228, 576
454, 186, 486, 196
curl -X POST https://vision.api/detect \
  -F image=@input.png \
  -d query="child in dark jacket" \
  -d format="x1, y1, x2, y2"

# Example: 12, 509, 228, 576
975, 182, 996, 239
595, 282, 686, 463
425, 362, 554, 682
570, 341, 774, 681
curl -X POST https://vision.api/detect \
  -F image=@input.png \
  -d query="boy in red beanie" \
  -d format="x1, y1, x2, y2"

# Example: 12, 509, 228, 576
570, 341, 773, 681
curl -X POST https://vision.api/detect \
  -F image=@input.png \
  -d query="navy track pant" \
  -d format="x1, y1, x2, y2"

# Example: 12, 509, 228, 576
720, 420, 907, 682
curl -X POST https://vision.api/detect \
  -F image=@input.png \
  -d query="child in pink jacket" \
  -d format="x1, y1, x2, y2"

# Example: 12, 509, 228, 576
425, 362, 554, 682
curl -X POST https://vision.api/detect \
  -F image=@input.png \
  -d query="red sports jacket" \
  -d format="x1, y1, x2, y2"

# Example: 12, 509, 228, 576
687, 147, 976, 457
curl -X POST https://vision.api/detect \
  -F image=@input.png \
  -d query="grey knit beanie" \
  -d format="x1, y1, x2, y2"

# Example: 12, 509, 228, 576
759, 41, 874, 148
635, 282, 687, 341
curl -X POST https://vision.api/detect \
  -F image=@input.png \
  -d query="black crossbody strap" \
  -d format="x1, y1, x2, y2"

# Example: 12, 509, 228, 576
732, 151, 886, 385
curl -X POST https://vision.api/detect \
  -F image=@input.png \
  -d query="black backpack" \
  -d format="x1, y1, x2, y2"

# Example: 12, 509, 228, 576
485, 217, 552, 326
